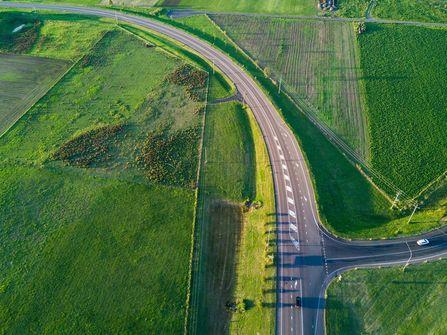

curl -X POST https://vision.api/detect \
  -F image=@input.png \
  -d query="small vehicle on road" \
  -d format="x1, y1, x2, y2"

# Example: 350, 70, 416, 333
417, 238, 430, 246
295, 296, 301, 309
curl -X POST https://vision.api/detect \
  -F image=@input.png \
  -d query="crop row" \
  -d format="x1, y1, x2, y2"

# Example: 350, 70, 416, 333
358, 23, 447, 195
211, 15, 368, 157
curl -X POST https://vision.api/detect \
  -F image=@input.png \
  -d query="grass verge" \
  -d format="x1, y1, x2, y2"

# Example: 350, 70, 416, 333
190, 99, 275, 334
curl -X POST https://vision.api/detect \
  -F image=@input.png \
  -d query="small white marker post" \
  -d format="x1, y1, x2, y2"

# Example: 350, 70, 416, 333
278, 76, 282, 94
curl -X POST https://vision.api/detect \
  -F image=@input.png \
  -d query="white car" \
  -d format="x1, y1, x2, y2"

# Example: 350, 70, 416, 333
416, 239, 429, 246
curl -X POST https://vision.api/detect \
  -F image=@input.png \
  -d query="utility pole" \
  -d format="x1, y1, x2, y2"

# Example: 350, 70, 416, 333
407, 202, 418, 224
390, 191, 401, 209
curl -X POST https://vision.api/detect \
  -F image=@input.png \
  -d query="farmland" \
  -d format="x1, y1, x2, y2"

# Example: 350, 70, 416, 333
0, 22, 207, 334
358, 23, 447, 195
335, 0, 447, 22
212, 15, 369, 157
326, 260, 447, 334
161, 0, 316, 16
191, 100, 275, 334
170, 14, 447, 238
0, 54, 68, 136
373, 0, 447, 23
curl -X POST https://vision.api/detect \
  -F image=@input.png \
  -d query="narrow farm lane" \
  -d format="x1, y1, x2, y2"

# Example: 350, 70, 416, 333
2, 3, 447, 335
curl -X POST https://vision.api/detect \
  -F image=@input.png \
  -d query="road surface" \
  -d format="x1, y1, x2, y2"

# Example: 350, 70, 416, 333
2, 3, 447, 334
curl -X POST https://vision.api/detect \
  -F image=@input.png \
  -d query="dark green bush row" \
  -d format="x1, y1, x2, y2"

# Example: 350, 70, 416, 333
0, 12, 41, 54
136, 128, 199, 188
52, 124, 124, 167
167, 64, 207, 101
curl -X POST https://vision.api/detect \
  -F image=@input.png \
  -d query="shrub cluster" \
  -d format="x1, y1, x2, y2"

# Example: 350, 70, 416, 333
0, 19, 41, 54
167, 64, 207, 101
136, 128, 199, 188
52, 124, 124, 167
80, 53, 106, 68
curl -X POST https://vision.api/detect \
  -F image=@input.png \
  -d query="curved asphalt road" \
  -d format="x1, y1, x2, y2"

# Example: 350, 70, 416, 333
3, 3, 447, 334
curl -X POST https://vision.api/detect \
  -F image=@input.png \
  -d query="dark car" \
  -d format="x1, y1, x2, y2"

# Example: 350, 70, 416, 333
295, 296, 301, 308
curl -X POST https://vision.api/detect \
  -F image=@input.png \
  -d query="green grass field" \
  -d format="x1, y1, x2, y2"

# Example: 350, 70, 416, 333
359, 23, 447, 196
326, 260, 447, 334
0, 166, 194, 334
191, 100, 275, 334
212, 15, 369, 157
0, 21, 207, 333
0, 54, 68, 136
123, 21, 276, 334
161, 0, 316, 16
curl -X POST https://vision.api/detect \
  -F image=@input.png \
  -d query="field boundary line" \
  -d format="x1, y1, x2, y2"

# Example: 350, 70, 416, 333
414, 170, 447, 201
185, 75, 210, 335
0, 29, 110, 140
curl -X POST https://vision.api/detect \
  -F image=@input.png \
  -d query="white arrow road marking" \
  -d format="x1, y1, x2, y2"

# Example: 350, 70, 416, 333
284, 174, 290, 181
291, 236, 300, 250
289, 223, 298, 232
287, 197, 294, 205
286, 186, 293, 192
289, 210, 296, 218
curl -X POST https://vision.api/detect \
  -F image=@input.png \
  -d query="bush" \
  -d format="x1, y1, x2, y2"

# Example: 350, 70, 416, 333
52, 124, 124, 167
136, 128, 200, 188
167, 64, 208, 101
0, 13, 41, 54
